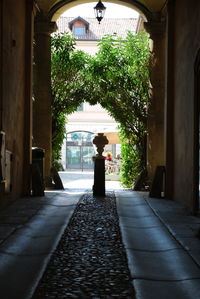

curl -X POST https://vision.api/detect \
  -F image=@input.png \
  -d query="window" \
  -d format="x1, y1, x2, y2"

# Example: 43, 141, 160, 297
68, 17, 89, 36
73, 26, 85, 36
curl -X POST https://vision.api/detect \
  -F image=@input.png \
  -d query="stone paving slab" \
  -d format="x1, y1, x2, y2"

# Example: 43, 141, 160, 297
189, 250, 200, 266
120, 226, 181, 251
146, 200, 189, 211
127, 248, 200, 280
144, 195, 200, 266
178, 237, 200, 251
133, 279, 200, 299
0, 209, 39, 217
0, 216, 34, 225
154, 213, 200, 225
116, 196, 147, 205
0, 226, 17, 243
118, 215, 163, 228
167, 224, 198, 238
0, 208, 74, 256
116, 191, 146, 198
0, 254, 50, 299
119, 203, 155, 218
116, 191, 200, 299
118, 206, 155, 218
0, 190, 84, 299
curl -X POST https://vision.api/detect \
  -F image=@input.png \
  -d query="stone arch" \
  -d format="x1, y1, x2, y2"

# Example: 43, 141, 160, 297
33, 0, 166, 187
48, 0, 150, 22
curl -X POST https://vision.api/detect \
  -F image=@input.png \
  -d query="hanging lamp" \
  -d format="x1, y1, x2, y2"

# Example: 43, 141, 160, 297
94, 0, 106, 24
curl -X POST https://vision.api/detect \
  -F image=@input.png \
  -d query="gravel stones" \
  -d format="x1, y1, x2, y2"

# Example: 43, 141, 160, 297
33, 192, 135, 298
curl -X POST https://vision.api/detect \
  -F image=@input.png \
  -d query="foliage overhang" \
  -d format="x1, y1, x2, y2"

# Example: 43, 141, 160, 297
51, 30, 151, 187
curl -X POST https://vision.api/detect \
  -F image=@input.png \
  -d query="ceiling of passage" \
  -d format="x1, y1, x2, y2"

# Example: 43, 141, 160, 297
36, 0, 167, 20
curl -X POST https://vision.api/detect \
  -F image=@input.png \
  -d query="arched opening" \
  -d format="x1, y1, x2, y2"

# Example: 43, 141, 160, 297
33, 0, 166, 194
49, 4, 148, 190
49, 0, 150, 22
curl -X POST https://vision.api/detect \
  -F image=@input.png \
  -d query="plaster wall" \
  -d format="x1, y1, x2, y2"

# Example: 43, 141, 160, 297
75, 41, 98, 55
0, 0, 27, 206
172, 0, 200, 209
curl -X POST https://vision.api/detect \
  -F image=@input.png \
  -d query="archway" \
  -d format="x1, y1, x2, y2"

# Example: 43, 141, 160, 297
50, 20, 150, 187
33, 0, 166, 189
49, 0, 150, 22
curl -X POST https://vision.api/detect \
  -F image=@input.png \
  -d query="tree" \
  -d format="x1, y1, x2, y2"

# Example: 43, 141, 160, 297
51, 32, 90, 167
87, 32, 150, 186
51, 31, 150, 187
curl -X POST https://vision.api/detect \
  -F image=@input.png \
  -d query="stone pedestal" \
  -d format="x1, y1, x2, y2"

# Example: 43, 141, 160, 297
93, 156, 106, 197
92, 133, 108, 197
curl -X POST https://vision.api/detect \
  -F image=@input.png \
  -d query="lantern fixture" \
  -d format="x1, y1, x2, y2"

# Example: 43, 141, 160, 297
94, 0, 106, 24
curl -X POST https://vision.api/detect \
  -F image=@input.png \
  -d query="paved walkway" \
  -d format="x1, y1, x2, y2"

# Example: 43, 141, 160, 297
33, 192, 135, 298
0, 172, 199, 298
116, 190, 200, 299
59, 170, 123, 191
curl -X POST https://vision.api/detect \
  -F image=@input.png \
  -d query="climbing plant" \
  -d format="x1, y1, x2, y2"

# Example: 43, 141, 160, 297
88, 32, 150, 187
51, 32, 90, 167
51, 31, 150, 187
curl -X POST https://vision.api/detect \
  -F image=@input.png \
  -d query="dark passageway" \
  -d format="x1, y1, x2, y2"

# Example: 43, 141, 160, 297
1, 1, 200, 298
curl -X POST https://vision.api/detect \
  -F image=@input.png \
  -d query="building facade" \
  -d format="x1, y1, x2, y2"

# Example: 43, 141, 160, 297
61, 102, 120, 170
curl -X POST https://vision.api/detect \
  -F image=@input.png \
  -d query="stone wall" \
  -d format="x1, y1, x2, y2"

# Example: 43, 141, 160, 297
171, 0, 200, 210
0, 0, 31, 206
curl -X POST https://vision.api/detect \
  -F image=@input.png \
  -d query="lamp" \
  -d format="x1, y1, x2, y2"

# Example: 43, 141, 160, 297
94, 0, 106, 24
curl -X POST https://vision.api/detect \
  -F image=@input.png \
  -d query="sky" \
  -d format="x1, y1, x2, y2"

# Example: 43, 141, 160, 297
62, 2, 139, 18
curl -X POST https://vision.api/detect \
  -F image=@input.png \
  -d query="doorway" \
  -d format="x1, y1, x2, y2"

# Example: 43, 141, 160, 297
65, 131, 95, 170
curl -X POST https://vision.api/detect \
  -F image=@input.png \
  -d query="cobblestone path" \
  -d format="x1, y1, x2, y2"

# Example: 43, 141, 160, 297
33, 192, 135, 298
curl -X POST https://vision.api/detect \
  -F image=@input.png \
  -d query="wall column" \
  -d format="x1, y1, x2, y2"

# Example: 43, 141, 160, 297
33, 16, 57, 186
144, 14, 166, 182
0, 1, 2, 131
22, 0, 35, 196
165, 1, 175, 200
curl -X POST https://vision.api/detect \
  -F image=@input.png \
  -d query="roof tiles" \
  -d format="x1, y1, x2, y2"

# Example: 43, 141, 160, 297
56, 16, 138, 40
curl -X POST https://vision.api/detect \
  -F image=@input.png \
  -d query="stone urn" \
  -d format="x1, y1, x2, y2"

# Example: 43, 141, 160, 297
93, 133, 108, 157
